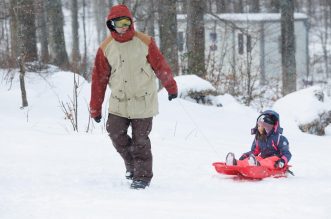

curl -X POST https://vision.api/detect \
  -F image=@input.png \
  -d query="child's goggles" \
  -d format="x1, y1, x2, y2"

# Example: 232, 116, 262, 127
112, 17, 131, 28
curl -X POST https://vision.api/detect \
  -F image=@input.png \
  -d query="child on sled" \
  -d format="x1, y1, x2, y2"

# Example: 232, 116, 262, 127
226, 110, 292, 169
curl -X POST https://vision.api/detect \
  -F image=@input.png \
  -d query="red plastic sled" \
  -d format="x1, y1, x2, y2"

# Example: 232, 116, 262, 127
212, 162, 292, 180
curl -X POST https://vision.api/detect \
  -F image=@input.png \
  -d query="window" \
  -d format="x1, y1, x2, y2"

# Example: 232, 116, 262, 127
177, 32, 184, 52
209, 32, 217, 51
210, 32, 217, 43
247, 34, 252, 53
238, 33, 244, 54
278, 36, 282, 53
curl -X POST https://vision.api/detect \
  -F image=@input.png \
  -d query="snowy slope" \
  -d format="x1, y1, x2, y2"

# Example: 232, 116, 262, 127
1, 69, 331, 219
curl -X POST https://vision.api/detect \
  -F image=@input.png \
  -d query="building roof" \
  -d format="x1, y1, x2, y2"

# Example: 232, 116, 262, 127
178, 13, 308, 22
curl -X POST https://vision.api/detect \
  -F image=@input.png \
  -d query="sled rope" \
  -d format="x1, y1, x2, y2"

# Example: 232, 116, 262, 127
287, 169, 295, 176
177, 98, 221, 159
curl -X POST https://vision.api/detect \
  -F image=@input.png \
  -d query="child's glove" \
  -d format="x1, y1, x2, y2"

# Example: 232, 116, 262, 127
274, 158, 285, 168
93, 115, 102, 123
168, 93, 178, 101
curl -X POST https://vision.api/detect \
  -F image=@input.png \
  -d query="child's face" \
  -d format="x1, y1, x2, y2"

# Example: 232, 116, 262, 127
258, 124, 265, 134
115, 26, 129, 34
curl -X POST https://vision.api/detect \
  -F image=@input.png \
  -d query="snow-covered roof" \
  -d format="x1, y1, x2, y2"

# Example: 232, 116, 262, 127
178, 13, 308, 22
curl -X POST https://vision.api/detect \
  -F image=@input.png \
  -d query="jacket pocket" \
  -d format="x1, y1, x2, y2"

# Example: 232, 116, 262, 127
141, 66, 156, 79
141, 67, 150, 78
132, 90, 150, 116
109, 90, 126, 115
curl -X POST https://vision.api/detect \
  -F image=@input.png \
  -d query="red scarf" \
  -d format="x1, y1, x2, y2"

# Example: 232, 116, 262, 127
110, 27, 135, 43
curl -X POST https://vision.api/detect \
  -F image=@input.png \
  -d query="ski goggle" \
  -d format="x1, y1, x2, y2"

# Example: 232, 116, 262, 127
112, 17, 131, 28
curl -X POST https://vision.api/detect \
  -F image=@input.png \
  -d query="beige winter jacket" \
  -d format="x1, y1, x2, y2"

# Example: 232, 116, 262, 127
101, 33, 158, 119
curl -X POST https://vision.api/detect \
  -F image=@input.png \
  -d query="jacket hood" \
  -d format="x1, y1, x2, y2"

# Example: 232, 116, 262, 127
107, 4, 133, 21
251, 110, 283, 135
106, 4, 135, 42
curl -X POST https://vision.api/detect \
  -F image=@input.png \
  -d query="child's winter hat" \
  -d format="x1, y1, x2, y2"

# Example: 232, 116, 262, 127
251, 110, 282, 135
258, 114, 275, 133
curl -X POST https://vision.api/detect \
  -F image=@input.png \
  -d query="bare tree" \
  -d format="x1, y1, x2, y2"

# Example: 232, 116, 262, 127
249, 0, 260, 12
319, 0, 330, 79
134, 0, 155, 35
71, 0, 80, 73
9, 0, 39, 108
158, 0, 179, 76
108, 0, 113, 8
268, 0, 280, 12
10, 0, 38, 62
215, 0, 227, 13
233, 0, 244, 13
146, 0, 155, 37
81, 0, 88, 79
46, 0, 69, 69
177, 0, 187, 14
36, 0, 50, 63
93, 0, 108, 43
9, 0, 18, 66
0, 0, 11, 67
186, 0, 206, 78
281, 0, 297, 95
17, 55, 28, 108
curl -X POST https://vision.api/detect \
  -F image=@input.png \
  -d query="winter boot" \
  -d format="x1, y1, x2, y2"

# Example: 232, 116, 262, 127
130, 180, 150, 190
225, 152, 237, 166
125, 171, 133, 180
248, 154, 259, 166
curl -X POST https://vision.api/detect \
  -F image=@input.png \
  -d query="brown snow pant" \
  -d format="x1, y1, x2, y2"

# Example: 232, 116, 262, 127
106, 113, 153, 183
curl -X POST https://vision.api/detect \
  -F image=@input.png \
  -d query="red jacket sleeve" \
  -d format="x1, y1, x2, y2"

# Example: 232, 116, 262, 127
90, 48, 111, 118
147, 38, 178, 95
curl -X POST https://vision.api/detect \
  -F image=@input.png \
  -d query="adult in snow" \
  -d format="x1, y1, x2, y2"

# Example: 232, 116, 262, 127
225, 110, 292, 169
89, 4, 178, 189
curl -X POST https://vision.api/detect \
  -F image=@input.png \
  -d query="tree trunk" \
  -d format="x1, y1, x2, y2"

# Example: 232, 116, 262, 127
81, 0, 89, 80
71, 0, 80, 73
38, 0, 50, 63
215, 0, 227, 13
205, 0, 212, 13
137, 0, 155, 36
12, 0, 38, 62
249, 0, 260, 13
233, 0, 244, 13
9, 0, 19, 66
146, 0, 155, 37
93, 0, 108, 43
46, 0, 69, 69
186, 0, 206, 78
134, 0, 148, 32
158, 0, 179, 76
281, 0, 297, 95
17, 55, 28, 108
269, 0, 280, 12
321, 0, 329, 78
108, 0, 113, 8
1, 0, 11, 67
306, 0, 313, 30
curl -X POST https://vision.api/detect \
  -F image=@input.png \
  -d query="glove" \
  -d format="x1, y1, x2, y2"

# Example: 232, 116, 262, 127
168, 93, 178, 101
274, 158, 285, 168
93, 115, 102, 123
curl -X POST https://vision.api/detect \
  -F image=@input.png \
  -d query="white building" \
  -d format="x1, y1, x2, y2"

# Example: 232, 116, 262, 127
177, 13, 309, 83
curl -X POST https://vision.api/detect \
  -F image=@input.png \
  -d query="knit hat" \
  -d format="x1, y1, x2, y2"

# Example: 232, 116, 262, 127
258, 114, 275, 133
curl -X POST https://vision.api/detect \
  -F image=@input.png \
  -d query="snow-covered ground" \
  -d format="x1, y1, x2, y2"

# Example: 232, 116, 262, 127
1, 69, 331, 219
